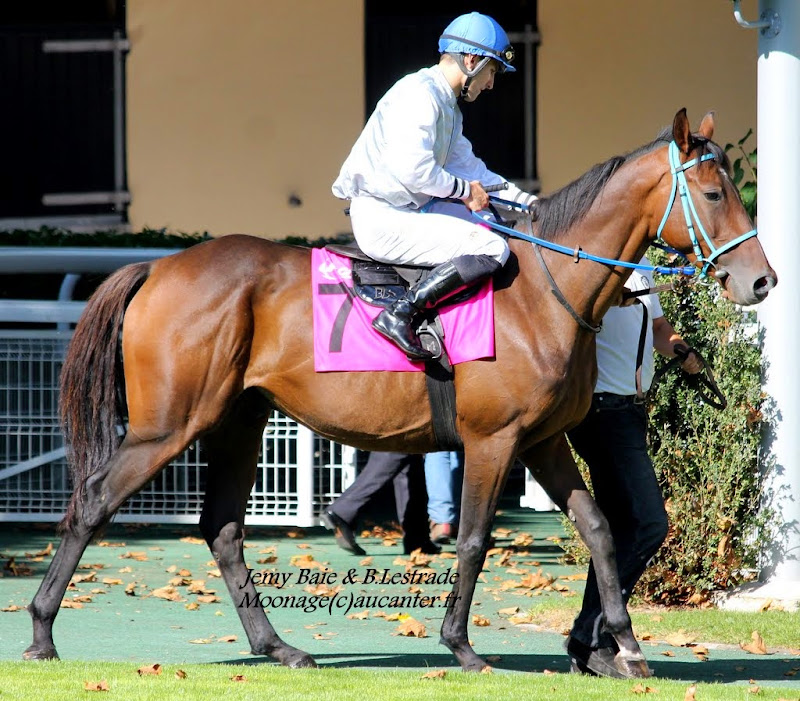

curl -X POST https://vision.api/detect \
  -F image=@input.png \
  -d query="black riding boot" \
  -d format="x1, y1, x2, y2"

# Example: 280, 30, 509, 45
372, 255, 501, 360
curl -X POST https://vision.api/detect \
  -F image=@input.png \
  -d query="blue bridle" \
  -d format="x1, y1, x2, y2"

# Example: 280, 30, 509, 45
655, 140, 758, 277
473, 140, 759, 279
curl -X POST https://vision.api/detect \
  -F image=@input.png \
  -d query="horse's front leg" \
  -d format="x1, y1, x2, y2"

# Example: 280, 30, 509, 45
519, 435, 651, 678
439, 435, 517, 672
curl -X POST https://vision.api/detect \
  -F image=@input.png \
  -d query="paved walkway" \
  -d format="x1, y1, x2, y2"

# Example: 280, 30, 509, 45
1, 507, 798, 692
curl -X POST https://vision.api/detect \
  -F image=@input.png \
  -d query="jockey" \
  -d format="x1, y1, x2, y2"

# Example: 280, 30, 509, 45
332, 11, 537, 360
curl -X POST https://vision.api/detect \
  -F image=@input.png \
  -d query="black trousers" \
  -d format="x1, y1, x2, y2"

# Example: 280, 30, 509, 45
566, 393, 669, 648
329, 451, 430, 548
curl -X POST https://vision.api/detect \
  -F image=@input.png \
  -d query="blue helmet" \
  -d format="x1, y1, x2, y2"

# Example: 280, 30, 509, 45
438, 12, 516, 73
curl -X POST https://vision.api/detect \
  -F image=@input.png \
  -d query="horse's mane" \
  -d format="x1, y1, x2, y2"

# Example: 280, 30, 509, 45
534, 126, 730, 241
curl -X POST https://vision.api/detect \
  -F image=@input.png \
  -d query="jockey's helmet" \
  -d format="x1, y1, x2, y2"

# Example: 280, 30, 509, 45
438, 12, 515, 75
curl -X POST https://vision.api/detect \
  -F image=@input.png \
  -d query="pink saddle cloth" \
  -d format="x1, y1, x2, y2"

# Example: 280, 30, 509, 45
311, 248, 495, 372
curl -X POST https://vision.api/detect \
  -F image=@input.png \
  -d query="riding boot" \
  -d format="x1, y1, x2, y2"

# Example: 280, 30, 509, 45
372, 255, 501, 361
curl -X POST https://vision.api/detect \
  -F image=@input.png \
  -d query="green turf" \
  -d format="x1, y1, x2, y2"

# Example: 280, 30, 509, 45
1, 507, 798, 694
0, 662, 798, 701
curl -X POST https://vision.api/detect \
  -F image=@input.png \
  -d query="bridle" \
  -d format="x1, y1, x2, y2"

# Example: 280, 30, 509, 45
472, 139, 762, 332
655, 140, 758, 278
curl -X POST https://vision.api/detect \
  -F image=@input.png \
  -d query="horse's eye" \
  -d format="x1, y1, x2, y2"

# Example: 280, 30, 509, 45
703, 191, 722, 202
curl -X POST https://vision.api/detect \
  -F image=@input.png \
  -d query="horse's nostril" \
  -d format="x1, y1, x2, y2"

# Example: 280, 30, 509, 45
754, 275, 776, 298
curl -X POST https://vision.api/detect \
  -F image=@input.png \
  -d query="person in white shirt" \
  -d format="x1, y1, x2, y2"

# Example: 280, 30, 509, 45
564, 259, 703, 678
332, 12, 537, 360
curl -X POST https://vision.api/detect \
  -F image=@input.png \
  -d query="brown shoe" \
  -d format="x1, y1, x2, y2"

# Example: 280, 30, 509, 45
430, 522, 454, 544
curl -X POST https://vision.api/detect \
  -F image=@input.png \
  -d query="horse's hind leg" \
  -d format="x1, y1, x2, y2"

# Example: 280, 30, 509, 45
198, 391, 316, 669
518, 435, 650, 678
439, 436, 518, 672
25, 433, 193, 660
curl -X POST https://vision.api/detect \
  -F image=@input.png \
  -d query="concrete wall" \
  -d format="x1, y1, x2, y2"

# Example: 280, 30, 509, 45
125, 2, 756, 237
126, 0, 364, 238
537, 1, 757, 190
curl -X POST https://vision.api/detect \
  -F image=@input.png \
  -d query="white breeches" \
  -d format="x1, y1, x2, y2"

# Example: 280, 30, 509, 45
347, 196, 510, 267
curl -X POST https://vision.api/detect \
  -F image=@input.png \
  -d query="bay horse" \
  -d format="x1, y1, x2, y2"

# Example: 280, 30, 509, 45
25, 110, 775, 676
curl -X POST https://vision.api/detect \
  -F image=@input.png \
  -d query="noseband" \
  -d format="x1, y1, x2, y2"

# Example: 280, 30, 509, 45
654, 141, 758, 278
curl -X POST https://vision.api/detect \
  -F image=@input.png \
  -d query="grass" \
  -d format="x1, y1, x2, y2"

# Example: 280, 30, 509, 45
0, 661, 797, 701
527, 596, 800, 650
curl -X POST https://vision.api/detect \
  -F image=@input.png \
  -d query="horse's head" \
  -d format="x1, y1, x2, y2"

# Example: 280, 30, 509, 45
653, 108, 776, 305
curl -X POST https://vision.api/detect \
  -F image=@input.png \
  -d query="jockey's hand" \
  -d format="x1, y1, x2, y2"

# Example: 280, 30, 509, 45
463, 181, 489, 212
674, 344, 704, 375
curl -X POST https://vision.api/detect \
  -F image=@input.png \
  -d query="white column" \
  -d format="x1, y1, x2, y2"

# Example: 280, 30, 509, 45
757, 0, 800, 594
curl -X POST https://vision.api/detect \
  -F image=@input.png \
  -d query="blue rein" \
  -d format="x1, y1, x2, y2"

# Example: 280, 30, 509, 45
473, 139, 759, 279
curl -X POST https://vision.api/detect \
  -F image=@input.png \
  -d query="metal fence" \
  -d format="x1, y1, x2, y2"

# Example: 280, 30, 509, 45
0, 330, 356, 525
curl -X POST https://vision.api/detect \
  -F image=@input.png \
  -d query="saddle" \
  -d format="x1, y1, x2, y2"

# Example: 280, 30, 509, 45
323, 242, 473, 450
324, 243, 480, 309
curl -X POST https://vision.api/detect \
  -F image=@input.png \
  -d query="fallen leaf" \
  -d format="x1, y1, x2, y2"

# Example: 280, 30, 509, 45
631, 683, 659, 694
189, 637, 214, 644
230, 674, 247, 682
175, 670, 187, 679
84, 680, 110, 692
472, 614, 491, 627
421, 670, 446, 679
218, 635, 238, 643
665, 630, 696, 648
498, 606, 519, 616
347, 610, 370, 620
97, 541, 126, 548
740, 631, 768, 655
395, 617, 428, 638
1, 605, 24, 612
152, 586, 184, 602
179, 537, 205, 545
60, 599, 83, 609
684, 684, 697, 701
661, 651, 675, 657
196, 594, 221, 604
136, 663, 162, 676
101, 578, 123, 586
120, 551, 148, 561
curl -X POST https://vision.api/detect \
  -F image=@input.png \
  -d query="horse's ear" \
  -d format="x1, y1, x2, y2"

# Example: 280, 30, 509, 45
698, 111, 715, 140
673, 108, 691, 153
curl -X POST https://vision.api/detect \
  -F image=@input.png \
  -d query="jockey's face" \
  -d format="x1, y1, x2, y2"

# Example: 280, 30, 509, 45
461, 56, 498, 103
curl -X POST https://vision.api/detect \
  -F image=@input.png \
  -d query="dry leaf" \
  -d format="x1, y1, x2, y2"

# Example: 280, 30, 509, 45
60, 599, 83, 609
395, 618, 428, 638
179, 537, 205, 545
230, 674, 247, 682
152, 586, 184, 602
1, 605, 24, 612
175, 670, 187, 679
84, 680, 110, 692
498, 606, 519, 616
661, 650, 675, 657
218, 635, 238, 643
97, 541, 126, 547
631, 683, 659, 694
421, 669, 446, 679
684, 684, 697, 701
196, 595, 221, 604
102, 578, 123, 586
136, 663, 162, 676
664, 630, 696, 647
472, 614, 491, 627
120, 551, 148, 561
189, 637, 214, 644
347, 610, 370, 620
740, 631, 768, 655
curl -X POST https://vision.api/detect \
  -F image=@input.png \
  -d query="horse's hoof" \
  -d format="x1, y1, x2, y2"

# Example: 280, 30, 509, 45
23, 645, 59, 661
288, 653, 317, 669
614, 653, 652, 679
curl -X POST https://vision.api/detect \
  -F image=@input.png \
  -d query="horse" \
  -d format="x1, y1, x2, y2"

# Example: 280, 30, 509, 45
24, 109, 775, 676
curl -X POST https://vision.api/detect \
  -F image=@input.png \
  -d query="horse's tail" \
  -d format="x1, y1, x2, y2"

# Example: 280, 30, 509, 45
59, 262, 150, 531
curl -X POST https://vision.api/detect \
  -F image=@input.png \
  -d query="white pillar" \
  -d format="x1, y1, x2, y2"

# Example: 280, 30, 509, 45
756, 0, 800, 596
